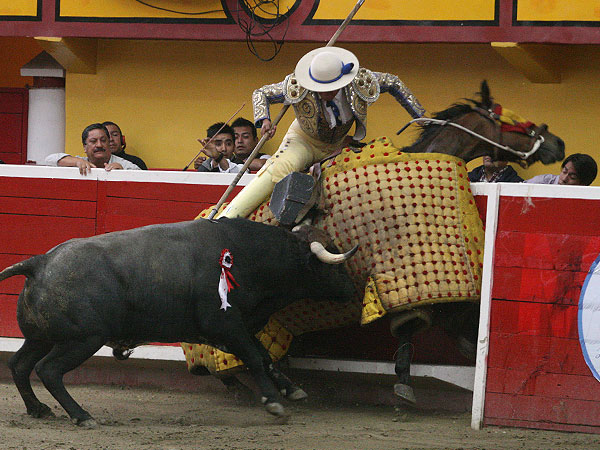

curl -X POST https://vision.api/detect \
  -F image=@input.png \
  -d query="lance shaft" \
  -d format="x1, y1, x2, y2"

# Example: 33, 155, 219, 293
208, 0, 366, 219
182, 103, 245, 171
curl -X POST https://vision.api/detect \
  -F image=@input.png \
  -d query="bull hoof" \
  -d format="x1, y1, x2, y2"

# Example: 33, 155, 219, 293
394, 383, 417, 406
283, 386, 308, 401
264, 401, 286, 417
74, 418, 98, 429
28, 403, 55, 419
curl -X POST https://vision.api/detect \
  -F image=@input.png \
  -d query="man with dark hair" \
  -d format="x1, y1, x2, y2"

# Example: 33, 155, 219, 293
468, 156, 523, 183
231, 117, 269, 172
101, 121, 148, 170
526, 153, 598, 186
45, 123, 141, 175
195, 122, 246, 173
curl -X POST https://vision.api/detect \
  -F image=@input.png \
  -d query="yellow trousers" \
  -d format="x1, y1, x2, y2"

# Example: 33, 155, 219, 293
220, 119, 345, 218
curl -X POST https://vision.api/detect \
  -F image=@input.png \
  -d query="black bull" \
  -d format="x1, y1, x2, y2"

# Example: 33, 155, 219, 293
0, 217, 358, 427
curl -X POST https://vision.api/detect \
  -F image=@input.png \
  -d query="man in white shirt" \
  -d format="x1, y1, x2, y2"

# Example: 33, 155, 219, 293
45, 123, 141, 175
525, 153, 597, 186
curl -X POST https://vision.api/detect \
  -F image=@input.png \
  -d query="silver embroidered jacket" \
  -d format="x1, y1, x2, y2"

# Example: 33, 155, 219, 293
252, 67, 425, 143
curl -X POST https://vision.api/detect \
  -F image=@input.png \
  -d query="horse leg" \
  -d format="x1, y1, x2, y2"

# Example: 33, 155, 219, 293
8, 339, 55, 418
433, 302, 479, 361
189, 362, 255, 404
220, 375, 256, 405
389, 308, 433, 406
393, 332, 416, 405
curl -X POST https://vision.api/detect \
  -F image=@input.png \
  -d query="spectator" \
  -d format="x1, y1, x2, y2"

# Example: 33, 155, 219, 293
231, 117, 269, 172
195, 122, 246, 173
525, 153, 598, 186
219, 46, 425, 218
45, 123, 141, 175
102, 121, 148, 170
468, 156, 523, 183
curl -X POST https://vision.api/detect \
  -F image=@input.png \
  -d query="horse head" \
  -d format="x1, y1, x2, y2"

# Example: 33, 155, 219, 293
408, 80, 565, 166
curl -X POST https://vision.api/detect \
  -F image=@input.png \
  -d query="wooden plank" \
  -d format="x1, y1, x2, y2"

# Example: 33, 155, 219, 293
488, 331, 590, 376
0, 294, 21, 337
0, 215, 96, 255
473, 195, 487, 227
484, 417, 600, 434
490, 299, 579, 338
103, 214, 188, 233
494, 231, 600, 272
497, 197, 600, 236
486, 367, 600, 402
0, 196, 96, 218
484, 392, 600, 427
106, 181, 240, 203
104, 197, 204, 222
492, 266, 585, 305
0, 177, 97, 201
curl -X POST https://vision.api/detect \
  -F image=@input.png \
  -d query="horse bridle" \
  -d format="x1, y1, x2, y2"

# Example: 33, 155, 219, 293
396, 105, 546, 160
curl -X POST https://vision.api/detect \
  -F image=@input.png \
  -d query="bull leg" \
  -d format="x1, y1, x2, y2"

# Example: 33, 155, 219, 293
8, 339, 55, 418
34, 336, 105, 428
250, 336, 307, 401
213, 331, 285, 417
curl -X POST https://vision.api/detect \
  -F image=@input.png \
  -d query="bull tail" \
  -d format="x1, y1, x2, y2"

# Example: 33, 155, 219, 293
0, 256, 42, 282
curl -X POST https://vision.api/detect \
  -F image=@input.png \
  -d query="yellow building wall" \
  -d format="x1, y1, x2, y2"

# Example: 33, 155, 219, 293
66, 40, 600, 184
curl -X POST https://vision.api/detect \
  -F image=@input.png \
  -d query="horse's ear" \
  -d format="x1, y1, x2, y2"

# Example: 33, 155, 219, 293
480, 80, 492, 109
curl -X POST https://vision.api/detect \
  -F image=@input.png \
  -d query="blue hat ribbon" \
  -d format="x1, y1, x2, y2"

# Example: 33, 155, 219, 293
309, 62, 355, 84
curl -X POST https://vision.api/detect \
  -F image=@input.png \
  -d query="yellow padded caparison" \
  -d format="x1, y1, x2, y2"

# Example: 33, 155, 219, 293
181, 135, 484, 375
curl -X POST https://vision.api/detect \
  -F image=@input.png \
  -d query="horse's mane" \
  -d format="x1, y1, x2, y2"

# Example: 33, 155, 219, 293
404, 99, 481, 151
402, 80, 493, 153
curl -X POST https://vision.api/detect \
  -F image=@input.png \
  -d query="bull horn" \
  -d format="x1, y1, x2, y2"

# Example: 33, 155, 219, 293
310, 242, 358, 264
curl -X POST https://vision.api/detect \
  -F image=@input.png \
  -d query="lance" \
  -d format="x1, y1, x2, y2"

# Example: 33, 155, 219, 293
182, 103, 246, 171
207, 0, 366, 219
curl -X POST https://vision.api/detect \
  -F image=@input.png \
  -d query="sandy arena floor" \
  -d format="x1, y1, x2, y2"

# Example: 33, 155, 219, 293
0, 366, 598, 450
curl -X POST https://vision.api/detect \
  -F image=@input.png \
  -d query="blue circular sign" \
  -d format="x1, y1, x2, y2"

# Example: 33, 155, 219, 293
579, 253, 600, 382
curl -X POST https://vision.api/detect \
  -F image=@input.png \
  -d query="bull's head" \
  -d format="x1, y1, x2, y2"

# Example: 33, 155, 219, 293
291, 223, 359, 303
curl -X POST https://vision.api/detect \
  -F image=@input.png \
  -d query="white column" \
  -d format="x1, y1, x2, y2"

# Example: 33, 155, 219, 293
26, 87, 66, 164
21, 51, 66, 165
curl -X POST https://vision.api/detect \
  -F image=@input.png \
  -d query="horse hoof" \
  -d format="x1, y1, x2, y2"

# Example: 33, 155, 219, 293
74, 418, 99, 429
284, 386, 308, 401
394, 383, 417, 406
265, 402, 286, 417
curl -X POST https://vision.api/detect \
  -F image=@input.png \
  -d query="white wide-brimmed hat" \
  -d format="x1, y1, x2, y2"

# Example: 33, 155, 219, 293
295, 47, 359, 92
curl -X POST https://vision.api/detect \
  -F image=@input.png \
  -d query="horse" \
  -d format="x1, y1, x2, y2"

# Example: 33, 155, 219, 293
398, 80, 564, 164
187, 80, 565, 407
